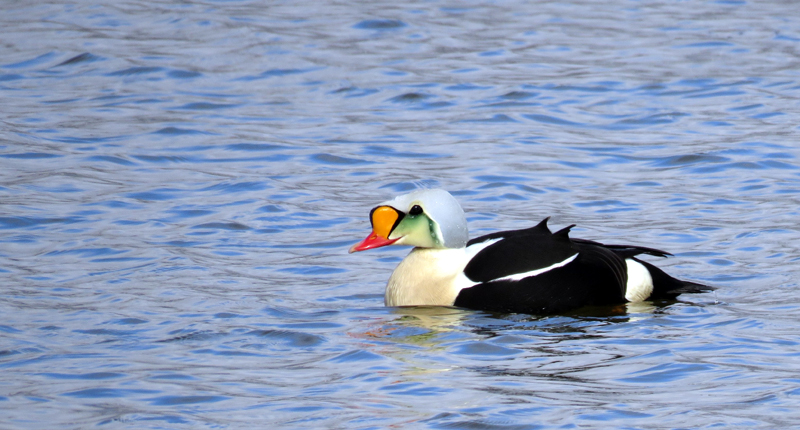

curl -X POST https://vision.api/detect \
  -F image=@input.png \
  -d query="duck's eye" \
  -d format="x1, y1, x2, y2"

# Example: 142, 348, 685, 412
409, 205, 423, 216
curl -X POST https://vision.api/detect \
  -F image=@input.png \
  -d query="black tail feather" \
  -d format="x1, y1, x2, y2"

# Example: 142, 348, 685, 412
635, 258, 713, 299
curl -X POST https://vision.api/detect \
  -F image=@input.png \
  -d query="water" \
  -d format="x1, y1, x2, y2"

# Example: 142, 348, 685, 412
2, 0, 800, 428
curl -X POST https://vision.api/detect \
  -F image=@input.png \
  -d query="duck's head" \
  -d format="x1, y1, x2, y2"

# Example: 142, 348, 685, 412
349, 189, 469, 253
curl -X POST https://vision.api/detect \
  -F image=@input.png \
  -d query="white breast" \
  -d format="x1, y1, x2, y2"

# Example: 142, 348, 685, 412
385, 248, 465, 306
385, 240, 499, 307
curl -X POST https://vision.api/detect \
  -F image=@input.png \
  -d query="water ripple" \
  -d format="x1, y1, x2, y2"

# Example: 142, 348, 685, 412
2, 1, 800, 429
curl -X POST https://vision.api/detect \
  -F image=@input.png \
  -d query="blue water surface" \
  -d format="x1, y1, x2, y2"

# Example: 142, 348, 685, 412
2, 1, 800, 428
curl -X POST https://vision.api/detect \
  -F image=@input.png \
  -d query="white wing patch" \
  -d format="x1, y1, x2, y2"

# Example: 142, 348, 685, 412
625, 258, 654, 302
465, 237, 502, 258
452, 238, 503, 292
489, 253, 579, 283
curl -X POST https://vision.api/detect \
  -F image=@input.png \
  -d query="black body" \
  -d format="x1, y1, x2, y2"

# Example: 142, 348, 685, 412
453, 218, 711, 314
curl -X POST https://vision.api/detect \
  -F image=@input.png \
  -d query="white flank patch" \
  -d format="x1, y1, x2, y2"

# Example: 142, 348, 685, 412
625, 259, 654, 302
490, 253, 578, 282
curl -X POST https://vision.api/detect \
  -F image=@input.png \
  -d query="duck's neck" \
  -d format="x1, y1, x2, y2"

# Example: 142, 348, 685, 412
385, 247, 473, 307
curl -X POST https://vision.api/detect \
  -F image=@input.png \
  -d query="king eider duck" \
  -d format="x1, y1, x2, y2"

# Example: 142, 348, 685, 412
349, 189, 712, 314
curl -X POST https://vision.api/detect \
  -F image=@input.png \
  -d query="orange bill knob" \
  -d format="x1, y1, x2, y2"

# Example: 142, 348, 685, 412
349, 206, 403, 253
